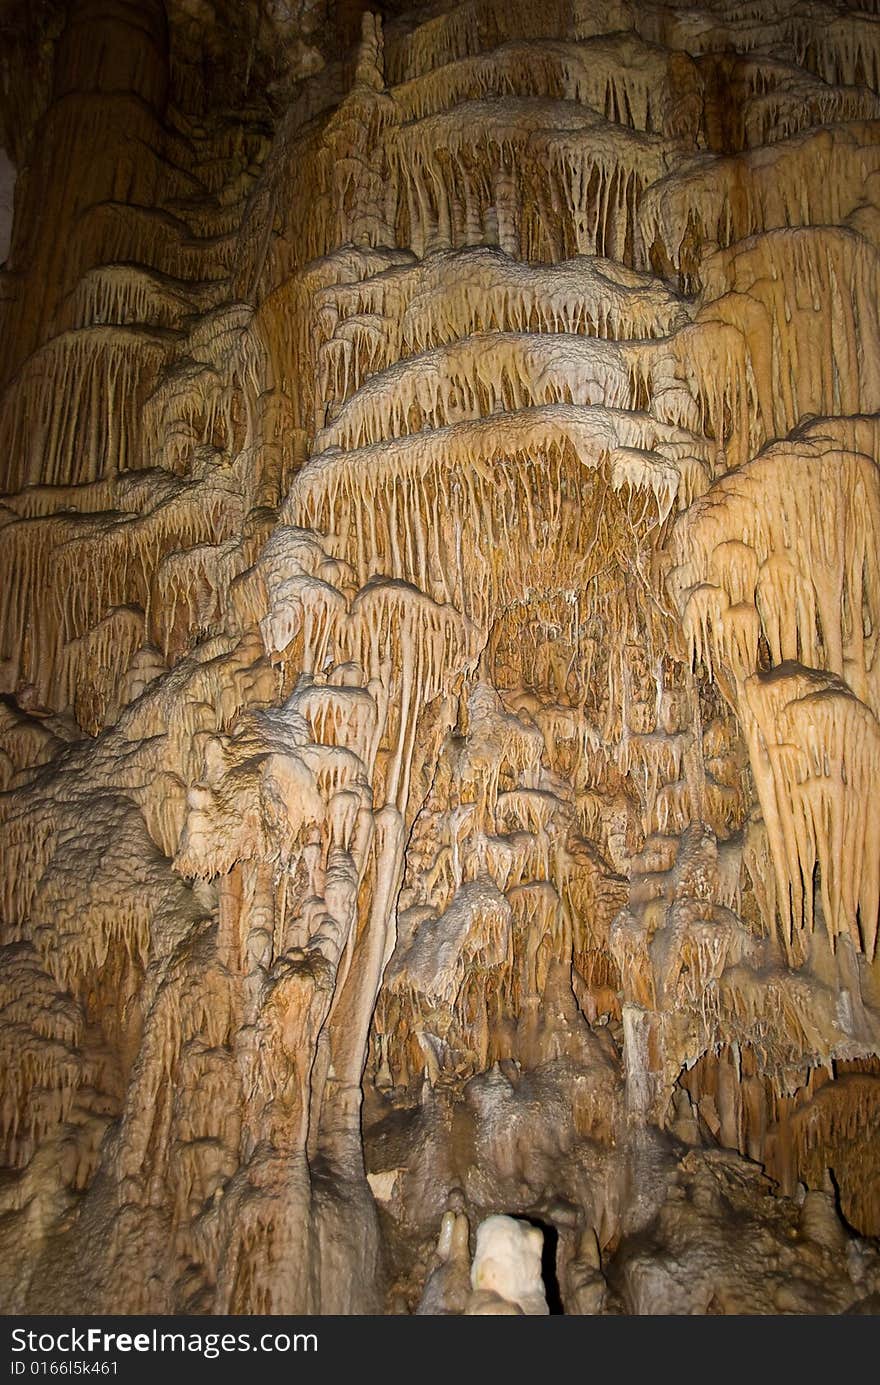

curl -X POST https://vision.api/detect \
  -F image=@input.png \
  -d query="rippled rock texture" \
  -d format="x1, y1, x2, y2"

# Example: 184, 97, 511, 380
1, 0, 880, 1315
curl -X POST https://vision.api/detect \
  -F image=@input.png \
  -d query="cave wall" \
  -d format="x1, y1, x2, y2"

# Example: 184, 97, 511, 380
1, 0, 880, 1315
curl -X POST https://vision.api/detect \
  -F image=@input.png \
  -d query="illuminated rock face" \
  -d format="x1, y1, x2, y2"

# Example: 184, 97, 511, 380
1, 0, 880, 1315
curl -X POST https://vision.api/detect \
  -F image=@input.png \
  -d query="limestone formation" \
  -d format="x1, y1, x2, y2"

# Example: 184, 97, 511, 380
1, 0, 879, 1315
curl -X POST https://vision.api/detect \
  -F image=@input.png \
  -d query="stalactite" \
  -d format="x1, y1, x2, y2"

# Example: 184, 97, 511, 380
2, 0, 880, 1318
698, 229, 880, 447
641, 121, 880, 286
634, 2, 880, 96
391, 33, 701, 139
388, 99, 671, 264
0, 944, 83, 1168
0, 329, 168, 490
279, 405, 688, 643
58, 605, 146, 735
57, 264, 218, 333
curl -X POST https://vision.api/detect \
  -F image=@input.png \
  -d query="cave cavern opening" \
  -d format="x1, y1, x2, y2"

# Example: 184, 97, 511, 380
2, 0, 880, 1319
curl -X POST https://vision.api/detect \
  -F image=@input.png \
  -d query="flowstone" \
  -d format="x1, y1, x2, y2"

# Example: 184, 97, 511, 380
1, 0, 879, 1314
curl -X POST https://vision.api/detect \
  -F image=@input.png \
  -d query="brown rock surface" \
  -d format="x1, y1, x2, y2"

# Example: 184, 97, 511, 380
1, 0, 879, 1314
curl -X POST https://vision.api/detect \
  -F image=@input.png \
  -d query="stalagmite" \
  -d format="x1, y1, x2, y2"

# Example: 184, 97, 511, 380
467, 1214, 549, 1315
0, 0, 879, 1320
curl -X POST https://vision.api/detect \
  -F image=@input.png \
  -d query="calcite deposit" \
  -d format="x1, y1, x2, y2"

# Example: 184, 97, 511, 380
1, 0, 879, 1315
